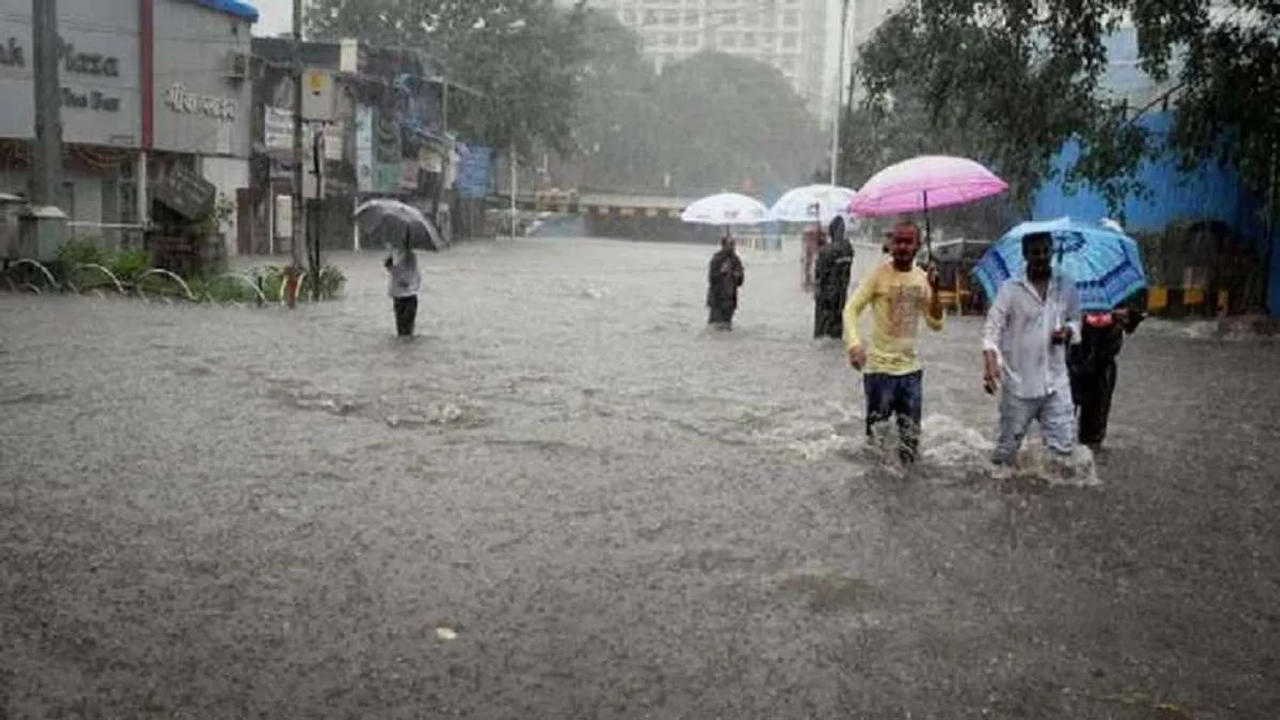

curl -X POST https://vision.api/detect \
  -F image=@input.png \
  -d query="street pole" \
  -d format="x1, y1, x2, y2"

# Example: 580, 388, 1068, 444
829, 0, 849, 186
1265, 134, 1278, 314
510, 140, 517, 240
291, 0, 304, 269
310, 127, 324, 300
31, 0, 63, 206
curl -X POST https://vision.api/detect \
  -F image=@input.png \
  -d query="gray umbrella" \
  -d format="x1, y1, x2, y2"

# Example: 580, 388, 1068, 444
354, 199, 446, 251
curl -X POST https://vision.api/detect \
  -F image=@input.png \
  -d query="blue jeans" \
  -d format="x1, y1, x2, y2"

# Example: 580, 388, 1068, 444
992, 388, 1076, 464
864, 371, 923, 463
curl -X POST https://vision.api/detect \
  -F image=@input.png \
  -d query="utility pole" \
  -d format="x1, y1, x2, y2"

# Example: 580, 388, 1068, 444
291, 0, 304, 269
510, 140, 517, 240
31, 0, 62, 206
24, 0, 68, 261
829, 0, 849, 186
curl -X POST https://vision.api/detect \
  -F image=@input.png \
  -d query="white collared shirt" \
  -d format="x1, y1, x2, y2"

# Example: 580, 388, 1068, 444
982, 275, 1081, 398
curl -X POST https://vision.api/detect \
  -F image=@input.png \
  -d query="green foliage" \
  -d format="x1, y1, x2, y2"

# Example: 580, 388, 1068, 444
254, 264, 346, 302
107, 249, 149, 281
55, 240, 150, 289
56, 239, 111, 267
572, 11, 825, 195
852, 0, 1279, 222
308, 0, 589, 157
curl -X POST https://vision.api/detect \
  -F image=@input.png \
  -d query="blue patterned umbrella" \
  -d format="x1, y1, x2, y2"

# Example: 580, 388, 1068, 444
973, 217, 1148, 311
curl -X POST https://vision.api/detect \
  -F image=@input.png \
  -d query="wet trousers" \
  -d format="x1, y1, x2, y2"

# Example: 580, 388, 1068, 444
708, 300, 736, 329
992, 388, 1076, 465
864, 371, 923, 463
1070, 358, 1117, 446
814, 297, 844, 339
393, 295, 418, 337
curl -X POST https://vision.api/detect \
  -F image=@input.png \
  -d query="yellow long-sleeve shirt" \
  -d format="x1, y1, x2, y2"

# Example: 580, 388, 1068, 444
843, 263, 944, 375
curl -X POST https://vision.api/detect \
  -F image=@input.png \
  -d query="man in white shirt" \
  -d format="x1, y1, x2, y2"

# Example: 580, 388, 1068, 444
981, 232, 1081, 465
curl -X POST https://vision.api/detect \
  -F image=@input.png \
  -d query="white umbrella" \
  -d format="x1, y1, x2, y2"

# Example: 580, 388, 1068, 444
354, 199, 447, 251
769, 184, 855, 224
680, 192, 769, 226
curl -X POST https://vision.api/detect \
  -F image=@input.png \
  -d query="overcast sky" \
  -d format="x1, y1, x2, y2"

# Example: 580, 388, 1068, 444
251, 0, 295, 37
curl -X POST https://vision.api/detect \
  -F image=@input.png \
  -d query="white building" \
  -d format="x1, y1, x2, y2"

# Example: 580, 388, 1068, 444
582, 0, 839, 126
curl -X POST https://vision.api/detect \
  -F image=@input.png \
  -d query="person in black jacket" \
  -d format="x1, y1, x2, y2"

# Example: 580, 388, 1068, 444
706, 235, 745, 329
1068, 296, 1144, 449
813, 215, 854, 339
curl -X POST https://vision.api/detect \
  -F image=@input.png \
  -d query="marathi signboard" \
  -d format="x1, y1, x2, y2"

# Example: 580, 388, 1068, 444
150, 0, 253, 157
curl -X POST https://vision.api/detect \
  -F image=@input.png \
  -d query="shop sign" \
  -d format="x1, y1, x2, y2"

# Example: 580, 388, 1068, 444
164, 83, 238, 122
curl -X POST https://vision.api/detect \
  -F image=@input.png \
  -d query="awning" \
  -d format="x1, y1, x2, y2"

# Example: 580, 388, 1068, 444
184, 0, 259, 23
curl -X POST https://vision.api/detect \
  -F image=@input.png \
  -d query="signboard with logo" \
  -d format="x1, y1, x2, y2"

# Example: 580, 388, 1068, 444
0, 0, 141, 145
301, 69, 333, 121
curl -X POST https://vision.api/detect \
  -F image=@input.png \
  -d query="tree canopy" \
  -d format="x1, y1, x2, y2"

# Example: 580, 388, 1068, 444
307, 0, 589, 156
572, 10, 825, 196
853, 0, 1279, 221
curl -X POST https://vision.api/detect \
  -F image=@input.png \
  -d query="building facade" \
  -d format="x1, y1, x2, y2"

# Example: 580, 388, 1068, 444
0, 0, 256, 255
0, 0, 143, 243
249, 38, 459, 253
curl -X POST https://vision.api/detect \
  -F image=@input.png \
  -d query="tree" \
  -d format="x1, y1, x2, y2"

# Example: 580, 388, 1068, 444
652, 52, 825, 194
569, 19, 826, 196
308, 0, 589, 156
853, 0, 1278, 220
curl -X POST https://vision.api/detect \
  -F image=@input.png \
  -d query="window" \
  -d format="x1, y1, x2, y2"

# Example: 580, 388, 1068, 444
682, 33, 698, 48
664, 10, 679, 24
782, 33, 798, 49
720, 33, 737, 48
783, 10, 799, 26
742, 32, 755, 47
724, 11, 736, 25
622, 10, 635, 24
663, 33, 677, 46
645, 10, 657, 23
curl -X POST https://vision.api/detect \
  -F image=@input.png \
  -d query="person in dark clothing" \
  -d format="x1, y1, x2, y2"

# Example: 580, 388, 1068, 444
813, 215, 854, 339
707, 235, 745, 329
1068, 298, 1144, 448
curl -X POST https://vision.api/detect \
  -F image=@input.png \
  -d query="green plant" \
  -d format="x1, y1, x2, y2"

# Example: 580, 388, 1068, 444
188, 275, 263, 304
307, 264, 346, 299
107, 248, 149, 281
56, 239, 110, 267
257, 265, 287, 301
253, 263, 345, 301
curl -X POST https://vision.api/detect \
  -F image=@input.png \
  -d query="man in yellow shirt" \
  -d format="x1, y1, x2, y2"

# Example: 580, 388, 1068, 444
844, 221, 944, 463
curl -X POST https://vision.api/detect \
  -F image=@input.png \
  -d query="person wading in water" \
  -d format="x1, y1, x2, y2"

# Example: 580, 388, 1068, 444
385, 233, 422, 337
844, 221, 943, 464
813, 215, 854, 339
706, 235, 745, 330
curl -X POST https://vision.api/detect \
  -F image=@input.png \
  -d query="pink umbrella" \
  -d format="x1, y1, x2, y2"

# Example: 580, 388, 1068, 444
848, 155, 1008, 255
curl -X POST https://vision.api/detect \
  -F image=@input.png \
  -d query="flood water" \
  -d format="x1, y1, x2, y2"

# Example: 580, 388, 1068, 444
2, 236, 1278, 718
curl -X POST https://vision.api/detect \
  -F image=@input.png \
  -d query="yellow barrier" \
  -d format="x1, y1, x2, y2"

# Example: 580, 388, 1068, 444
1147, 286, 1168, 310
